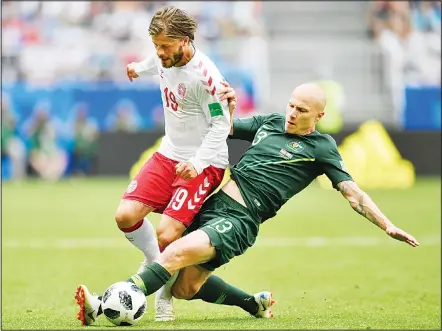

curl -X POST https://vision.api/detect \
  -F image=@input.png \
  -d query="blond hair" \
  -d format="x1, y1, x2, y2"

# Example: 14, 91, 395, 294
149, 6, 198, 41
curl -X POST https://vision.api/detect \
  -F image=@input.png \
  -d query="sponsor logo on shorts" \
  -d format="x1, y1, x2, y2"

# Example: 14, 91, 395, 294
126, 180, 138, 193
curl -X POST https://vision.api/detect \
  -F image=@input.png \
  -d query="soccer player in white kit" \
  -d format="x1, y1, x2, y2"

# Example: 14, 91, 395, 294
75, 6, 233, 325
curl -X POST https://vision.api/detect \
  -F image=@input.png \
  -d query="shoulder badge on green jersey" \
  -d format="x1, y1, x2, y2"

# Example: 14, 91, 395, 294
285, 141, 304, 153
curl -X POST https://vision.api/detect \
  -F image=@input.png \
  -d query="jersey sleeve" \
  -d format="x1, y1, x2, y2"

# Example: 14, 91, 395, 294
188, 79, 231, 174
317, 136, 353, 189
133, 55, 158, 76
229, 115, 269, 142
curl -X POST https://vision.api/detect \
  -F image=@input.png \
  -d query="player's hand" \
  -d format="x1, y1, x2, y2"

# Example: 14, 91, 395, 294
218, 80, 236, 116
175, 162, 198, 181
126, 63, 140, 82
385, 225, 420, 247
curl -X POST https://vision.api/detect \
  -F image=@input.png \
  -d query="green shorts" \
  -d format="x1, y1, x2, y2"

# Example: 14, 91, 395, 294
185, 190, 261, 271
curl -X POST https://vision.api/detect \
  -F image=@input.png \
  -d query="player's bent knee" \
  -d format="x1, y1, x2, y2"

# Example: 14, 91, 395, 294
114, 200, 149, 229
114, 208, 135, 229
156, 227, 184, 251
171, 279, 202, 300
157, 234, 177, 252
156, 216, 186, 251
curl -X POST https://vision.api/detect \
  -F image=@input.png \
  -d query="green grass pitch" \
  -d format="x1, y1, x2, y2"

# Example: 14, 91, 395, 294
2, 177, 440, 329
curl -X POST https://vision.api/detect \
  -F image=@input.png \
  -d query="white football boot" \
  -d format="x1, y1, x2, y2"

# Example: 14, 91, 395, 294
75, 284, 102, 325
136, 259, 175, 322
154, 272, 179, 322
253, 291, 276, 318
154, 294, 175, 322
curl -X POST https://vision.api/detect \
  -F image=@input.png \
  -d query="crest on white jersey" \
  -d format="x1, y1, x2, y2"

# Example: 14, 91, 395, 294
177, 83, 187, 98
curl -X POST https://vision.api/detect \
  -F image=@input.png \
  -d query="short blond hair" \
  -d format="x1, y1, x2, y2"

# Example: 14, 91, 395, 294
149, 6, 198, 41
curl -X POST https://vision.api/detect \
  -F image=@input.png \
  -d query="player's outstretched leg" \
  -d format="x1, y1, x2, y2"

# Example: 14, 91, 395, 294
74, 229, 220, 324
74, 285, 103, 326
183, 274, 276, 318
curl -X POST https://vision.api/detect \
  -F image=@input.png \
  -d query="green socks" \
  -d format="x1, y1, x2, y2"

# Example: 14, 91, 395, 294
189, 275, 258, 315
128, 262, 171, 296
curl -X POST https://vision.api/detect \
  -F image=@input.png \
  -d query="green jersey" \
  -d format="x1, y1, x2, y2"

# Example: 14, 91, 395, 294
229, 113, 353, 222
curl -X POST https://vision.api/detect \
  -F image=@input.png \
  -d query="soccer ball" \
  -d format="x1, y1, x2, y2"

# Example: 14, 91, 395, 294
101, 281, 147, 326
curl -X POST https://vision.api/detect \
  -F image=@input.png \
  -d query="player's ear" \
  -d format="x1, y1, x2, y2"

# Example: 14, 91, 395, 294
316, 111, 325, 122
182, 36, 190, 47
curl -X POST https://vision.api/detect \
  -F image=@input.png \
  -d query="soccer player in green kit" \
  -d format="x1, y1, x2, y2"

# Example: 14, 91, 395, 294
76, 82, 419, 323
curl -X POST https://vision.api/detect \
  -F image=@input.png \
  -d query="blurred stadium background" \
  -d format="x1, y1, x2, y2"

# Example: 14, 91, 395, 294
1, 1, 441, 329
1, 1, 440, 180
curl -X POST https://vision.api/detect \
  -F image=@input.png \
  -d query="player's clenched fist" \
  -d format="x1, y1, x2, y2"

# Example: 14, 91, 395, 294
126, 63, 140, 82
175, 162, 198, 181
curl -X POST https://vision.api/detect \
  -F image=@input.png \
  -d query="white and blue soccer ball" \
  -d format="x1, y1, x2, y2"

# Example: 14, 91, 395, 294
101, 281, 147, 326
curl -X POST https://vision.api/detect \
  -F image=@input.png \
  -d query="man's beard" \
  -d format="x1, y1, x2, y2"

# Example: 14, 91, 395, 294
172, 46, 184, 64
164, 46, 184, 68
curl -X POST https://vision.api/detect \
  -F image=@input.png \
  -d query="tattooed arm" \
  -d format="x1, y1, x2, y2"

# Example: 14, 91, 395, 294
337, 180, 391, 230
337, 180, 420, 247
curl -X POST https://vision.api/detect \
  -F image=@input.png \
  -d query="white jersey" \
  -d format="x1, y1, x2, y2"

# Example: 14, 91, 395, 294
133, 48, 230, 174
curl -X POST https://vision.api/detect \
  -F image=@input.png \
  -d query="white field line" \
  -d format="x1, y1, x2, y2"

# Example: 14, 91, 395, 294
2, 236, 440, 249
